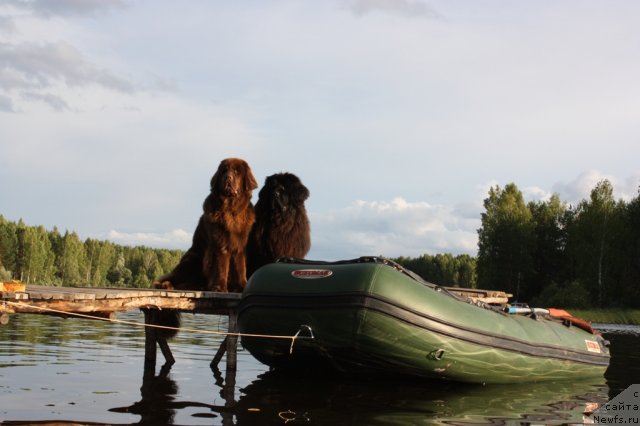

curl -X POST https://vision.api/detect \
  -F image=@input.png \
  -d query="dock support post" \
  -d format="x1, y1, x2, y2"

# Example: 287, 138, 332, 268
210, 310, 238, 370
221, 310, 238, 426
225, 311, 238, 373
142, 309, 175, 376
143, 309, 157, 375
211, 336, 228, 368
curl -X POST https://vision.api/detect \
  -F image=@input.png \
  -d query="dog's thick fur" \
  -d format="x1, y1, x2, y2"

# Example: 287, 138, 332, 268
247, 172, 311, 276
154, 158, 257, 339
156, 158, 258, 293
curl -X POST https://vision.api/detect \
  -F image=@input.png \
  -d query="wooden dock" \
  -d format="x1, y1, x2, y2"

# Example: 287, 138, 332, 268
0, 285, 242, 376
1, 283, 512, 374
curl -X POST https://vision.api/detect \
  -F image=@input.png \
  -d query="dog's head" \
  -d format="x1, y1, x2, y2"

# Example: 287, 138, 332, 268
211, 158, 258, 197
258, 172, 310, 214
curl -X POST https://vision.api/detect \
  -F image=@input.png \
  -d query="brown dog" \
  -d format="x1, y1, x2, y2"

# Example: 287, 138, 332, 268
246, 172, 311, 277
156, 158, 257, 293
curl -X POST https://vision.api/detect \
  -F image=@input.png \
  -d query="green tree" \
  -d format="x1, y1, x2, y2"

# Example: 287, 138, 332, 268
156, 249, 184, 279
531, 281, 591, 309
84, 239, 117, 286
477, 183, 535, 300
0, 215, 17, 278
565, 180, 624, 307
528, 194, 569, 298
0, 216, 187, 288
56, 231, 88, 285
394, 253, 477, 288
616, 187, 640, 306
127, 247, 159, 288
14, 220, 27, 280
455, 254, 477, 288
21, 225, 56, 284
107, 251, 133, 287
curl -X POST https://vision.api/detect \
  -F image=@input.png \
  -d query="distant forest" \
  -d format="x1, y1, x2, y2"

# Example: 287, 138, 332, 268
1, 179, 639, 308
0, 216, 183, 288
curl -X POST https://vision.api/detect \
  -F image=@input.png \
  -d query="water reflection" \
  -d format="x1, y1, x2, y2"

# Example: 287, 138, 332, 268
0, 313, 637, 425
600, 325, 640, 397
110, 364, 180, 424
234, 370, 608, 425
108, 361, 244, 425
95, 365, 609, 425
111, 365, 243, 425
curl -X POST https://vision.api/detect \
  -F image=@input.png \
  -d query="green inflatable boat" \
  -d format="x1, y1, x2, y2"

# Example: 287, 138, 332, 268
238, 257, 610, 384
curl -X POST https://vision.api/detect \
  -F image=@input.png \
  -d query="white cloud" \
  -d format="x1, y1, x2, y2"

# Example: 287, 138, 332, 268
522, 186, 553, 203
347, 0, 440, 18
0, 40, 136, 111
17, 0, 126, 17
0, 15, 15, 32
22, 91, 70, 111
552, 170, 640, 205
0, 93, 14, 111
309, 197, 479, 260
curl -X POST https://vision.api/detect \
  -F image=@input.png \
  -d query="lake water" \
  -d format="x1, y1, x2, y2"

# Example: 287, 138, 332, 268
0, 312, 638, 425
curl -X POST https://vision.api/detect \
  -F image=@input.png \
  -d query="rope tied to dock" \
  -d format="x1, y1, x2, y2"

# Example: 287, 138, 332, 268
2, 300, 315, 348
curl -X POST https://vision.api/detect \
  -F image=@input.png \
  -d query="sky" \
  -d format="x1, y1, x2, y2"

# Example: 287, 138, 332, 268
1, 0, 639, 261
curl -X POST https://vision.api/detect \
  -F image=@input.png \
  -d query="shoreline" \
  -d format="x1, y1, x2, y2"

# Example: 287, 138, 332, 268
568, 309, 640, 326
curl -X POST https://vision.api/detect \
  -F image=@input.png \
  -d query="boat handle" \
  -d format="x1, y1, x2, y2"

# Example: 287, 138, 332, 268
289, 325, 315, 355
296, 324, 315, 339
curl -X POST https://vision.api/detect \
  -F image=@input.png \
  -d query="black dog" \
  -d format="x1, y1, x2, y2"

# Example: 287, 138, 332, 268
246, 172, 311, 277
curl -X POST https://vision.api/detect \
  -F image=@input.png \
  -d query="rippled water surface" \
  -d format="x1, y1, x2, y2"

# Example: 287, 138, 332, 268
0, 312, 638, 425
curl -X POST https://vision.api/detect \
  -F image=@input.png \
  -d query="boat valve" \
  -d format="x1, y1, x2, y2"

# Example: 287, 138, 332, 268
428, 348, 446, 361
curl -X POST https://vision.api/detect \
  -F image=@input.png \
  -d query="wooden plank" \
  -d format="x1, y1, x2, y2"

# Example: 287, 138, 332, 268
445, 287, 512, 305
1, 284, 242, 318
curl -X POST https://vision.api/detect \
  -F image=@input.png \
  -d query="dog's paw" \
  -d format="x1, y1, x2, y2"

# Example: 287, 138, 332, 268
211, 284, 228, 293
153, 280, 174, 290
229, 280, 246, 293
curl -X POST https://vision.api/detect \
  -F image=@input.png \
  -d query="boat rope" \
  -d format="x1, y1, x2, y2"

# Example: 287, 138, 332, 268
2, 300, 315, 343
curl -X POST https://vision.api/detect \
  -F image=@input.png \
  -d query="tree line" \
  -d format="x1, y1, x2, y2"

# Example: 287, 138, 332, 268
2, 178, 639, 307
396, 180, 640, 308
394, 253, 477, 289
0, 216, 183, 288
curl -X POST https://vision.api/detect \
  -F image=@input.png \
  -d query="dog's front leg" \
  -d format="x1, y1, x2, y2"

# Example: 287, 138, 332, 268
209, 251, 230, 292
231, 250, 248, 292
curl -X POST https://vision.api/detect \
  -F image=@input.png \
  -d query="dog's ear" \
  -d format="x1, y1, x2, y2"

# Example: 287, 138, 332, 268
244, 163, 258, 192
210, 160, 227, 191
210, 172, 219, 191
293, 182, 310, 203
284, 174, 309, 203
